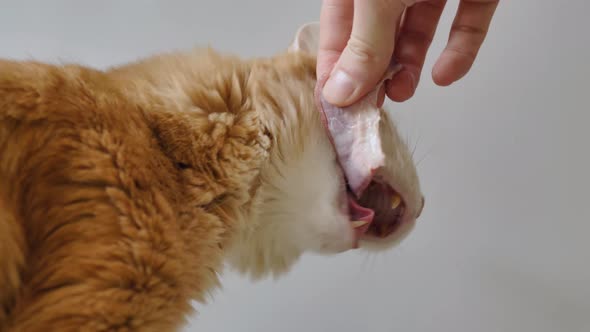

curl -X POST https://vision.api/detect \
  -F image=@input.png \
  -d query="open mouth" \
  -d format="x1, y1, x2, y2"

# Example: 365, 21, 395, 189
347, 180, 405, 245
312, 57, 414, 247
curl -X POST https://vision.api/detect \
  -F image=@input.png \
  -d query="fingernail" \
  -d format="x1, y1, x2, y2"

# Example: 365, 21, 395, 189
322, 70, 357, 105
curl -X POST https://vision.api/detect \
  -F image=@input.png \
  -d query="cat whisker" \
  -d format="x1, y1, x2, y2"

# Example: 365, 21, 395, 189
416, 144, 436, 168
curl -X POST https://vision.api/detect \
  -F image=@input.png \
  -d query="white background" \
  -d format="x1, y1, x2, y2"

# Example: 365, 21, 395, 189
1, 1, 588, 331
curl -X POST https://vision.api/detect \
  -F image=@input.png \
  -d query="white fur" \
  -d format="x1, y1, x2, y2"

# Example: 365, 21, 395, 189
225, 22, 423, 279
226, 106, 421, 279
226, 105, 355, 278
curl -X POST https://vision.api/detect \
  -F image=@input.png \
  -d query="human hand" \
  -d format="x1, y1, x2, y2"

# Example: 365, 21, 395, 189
317, 0, 499, 107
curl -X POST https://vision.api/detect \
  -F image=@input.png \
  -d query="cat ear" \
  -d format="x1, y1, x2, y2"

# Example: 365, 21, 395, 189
288, 22, 320, 55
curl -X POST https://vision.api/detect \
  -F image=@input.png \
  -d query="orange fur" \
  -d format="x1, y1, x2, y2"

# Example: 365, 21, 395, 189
0, 50, 319, 331
0, 38, 424, 329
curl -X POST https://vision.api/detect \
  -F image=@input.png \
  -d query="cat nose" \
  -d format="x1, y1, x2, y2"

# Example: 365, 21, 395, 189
416, 196, 425, 218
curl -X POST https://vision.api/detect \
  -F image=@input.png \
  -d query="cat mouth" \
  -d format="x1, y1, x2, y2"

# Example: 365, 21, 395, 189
347, 180, 406, 247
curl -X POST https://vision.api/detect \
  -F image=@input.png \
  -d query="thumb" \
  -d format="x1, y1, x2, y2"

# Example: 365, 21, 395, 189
322, 0, 406, 107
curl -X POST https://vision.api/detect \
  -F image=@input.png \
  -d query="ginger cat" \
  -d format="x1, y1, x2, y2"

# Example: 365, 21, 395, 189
0, 23, 423, 331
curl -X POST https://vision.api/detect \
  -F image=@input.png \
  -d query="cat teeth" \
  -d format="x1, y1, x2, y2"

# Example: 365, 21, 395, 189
391, 194, 401, 209
351, 220, 369, 228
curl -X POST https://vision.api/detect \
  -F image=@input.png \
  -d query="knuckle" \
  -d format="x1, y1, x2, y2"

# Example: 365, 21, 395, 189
446, 45, 477, 61
323, 0, 351, 14
451, 24, 488, 38
346, 35, 383, 65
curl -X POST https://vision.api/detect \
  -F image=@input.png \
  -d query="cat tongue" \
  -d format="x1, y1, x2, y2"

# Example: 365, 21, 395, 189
348, 193, 374, 239
315, 62, 402, 198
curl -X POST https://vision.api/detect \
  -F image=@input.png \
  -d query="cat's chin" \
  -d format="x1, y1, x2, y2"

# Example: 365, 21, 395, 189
358, 217, 417, 251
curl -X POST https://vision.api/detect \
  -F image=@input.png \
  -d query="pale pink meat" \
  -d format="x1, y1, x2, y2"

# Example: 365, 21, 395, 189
315, 63, 401, 198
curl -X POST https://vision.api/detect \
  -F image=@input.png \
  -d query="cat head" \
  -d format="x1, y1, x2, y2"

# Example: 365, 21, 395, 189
226, 23, 424, 278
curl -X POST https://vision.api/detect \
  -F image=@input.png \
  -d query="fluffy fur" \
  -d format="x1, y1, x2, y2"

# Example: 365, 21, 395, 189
0, 40, 422, 330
